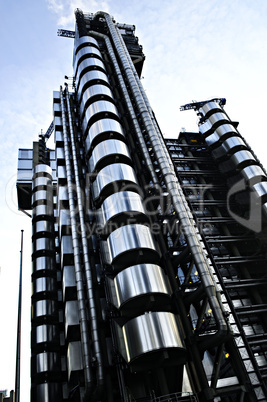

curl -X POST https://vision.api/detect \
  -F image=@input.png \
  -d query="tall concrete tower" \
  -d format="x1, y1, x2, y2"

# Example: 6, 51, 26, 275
17, 10, 267, 402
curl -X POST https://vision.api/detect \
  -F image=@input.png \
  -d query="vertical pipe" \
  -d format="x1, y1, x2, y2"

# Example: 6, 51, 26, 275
15, 229, 23, 402
65, 86, 104, 395
60, 87, 93, 399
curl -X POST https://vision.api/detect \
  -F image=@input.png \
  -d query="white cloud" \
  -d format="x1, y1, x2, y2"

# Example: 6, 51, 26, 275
45, 0, 112, 27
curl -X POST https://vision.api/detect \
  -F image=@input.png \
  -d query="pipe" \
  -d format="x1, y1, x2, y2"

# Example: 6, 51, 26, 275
87, 29, 159, 188
60, 87, 94, 399
114, 25, 175, 173
65, 86, 104, 396
15, 229, 23, 402
95, 11, 229, 349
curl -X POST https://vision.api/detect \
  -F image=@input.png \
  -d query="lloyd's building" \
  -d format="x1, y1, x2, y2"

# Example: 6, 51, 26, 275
16, 9, 267, 402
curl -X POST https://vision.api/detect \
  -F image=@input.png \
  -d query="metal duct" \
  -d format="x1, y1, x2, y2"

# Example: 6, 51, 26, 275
64, 87, 104, 395
92, 163, 139, 203
31, 383, 62, 402
211, 136, 246, 160
198, 100, 267, 225
106, 223, 160, 270
73, 45, 103, 73
77, 70, 110, 100
74, 35, 99, 53
32, 324, 59, 349
60, 87, 94, 398
85, 118, 126, 154
32, 256, 55, 275
100, 190, 148, 233
96, 11, 228, 349
107, 263, 171, 315
82, 99, 119, 134
80, 84, 114, 114
241, 165, 266, 186
75, 57, 106, 82
32, 299, 58, 324
114, 311, 186, 370
219, 149, 256, 175
88, 139, 132, 173
199, 101, 223, 116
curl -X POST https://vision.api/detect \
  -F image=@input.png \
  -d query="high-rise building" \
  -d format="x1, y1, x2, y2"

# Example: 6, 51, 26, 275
16, 9, 267, 402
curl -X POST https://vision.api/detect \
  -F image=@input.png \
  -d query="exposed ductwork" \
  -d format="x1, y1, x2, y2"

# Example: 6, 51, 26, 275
94, 11, 229, 350
60, 87, 94, 399
64, 86, 105, 397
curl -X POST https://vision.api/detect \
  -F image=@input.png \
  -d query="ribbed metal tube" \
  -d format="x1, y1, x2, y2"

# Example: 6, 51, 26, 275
96, 11, 228, 348
65, 86, 104, 396
60, 87, 93, 398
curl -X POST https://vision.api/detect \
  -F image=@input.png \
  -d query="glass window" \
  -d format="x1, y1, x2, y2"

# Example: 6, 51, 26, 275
18, 159, 32, 169
17, 169, 32, 181
18, 149, 33, 159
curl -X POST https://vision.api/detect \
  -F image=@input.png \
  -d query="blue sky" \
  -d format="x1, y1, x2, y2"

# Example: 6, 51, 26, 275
1, 0, 267, 400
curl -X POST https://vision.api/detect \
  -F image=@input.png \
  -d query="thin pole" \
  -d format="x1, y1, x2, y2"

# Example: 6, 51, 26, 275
15, 230, 23, 402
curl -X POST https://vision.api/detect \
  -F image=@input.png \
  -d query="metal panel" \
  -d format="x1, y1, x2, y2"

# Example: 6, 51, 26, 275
54, 116, 62, 130
80, 85, 113, 113
32, 351, 61, 375
219, 150, 255, 174
61, 235, 74, 266
56, 147, 65, 161
215, 123, 237, 137
65, 300, 79, 339
241, 165, 266, 185
32, 220, 54, 236
73, 46, 103, 74
33, 164, 53, 178
74, 35, 99, 52
89, 139, 131, 173
32, 300, 58, 322
82, 100, 119, 134
55, 130, 64, 145
32, 277, 57, 297
208, 112, 228, 127
57, 166, 67, 183
32, 256, 55, 274
57, 186, 69, 208
31, 382, 62, 402
67, 341, 83, 380
62, 265, 76, 301
58, 209, 71, 239
108, 263, 171, 314
101, 191, 146, 231
252, 181, 267, 200
204, 124, 238, 147
32, 190, 53, 206
115, 312, 186, 370
33, 176, 52, 189
32, 237, 54, 253
92, 163, 138, 201
199, 119, 213, 136
85, 118, 125, 154
107, 224, 159, 269
77, 70, 109, 100
211, 136, 246, 160
32, 324, 59, 346
199, 101, 222, 116
75, 57, 106, 82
